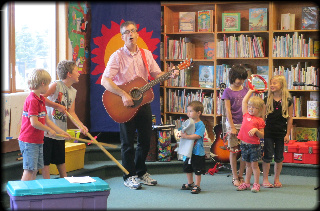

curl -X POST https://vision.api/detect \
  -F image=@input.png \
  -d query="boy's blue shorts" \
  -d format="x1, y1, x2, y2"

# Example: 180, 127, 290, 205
19, 140, 44, 171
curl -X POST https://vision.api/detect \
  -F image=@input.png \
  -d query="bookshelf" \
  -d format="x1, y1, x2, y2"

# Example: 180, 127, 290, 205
161, 1, 319, 141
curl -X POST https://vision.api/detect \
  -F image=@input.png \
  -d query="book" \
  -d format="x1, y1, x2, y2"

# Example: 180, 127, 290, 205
252, 66, 269, 89
302, 6, 319, 30
222, 13, 241, 31
307, 101, 319, 118
179, 12, 196, 32
199, 65, 214, 88
314, 40, 319, 57
204, 41, 214, 59
281, 13, 295, 30
294, 127, 318, 141
249, 8, 267, 31
198, 10, 212, 32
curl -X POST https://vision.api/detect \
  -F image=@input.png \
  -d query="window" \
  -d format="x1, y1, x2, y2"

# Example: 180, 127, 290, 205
2, 2, 57, 93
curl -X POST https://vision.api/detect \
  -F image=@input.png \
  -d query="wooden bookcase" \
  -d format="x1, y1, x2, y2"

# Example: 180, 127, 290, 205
161, 1, 319, 141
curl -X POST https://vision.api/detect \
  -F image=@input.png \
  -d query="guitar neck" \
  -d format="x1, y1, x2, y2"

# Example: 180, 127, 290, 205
140, 69, 174, 93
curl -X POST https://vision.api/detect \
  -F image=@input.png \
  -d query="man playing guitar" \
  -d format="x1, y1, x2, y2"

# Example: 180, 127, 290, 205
101, 21, 179, 190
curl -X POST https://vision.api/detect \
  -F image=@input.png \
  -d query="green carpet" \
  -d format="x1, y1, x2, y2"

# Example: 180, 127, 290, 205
105, 172, 318, 210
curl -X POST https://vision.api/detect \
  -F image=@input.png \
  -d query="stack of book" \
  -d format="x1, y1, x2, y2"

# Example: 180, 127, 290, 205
216, 34, 266, 58
272, 32, 316, 58
167, 89, 213, 114
273, 62, 319, 90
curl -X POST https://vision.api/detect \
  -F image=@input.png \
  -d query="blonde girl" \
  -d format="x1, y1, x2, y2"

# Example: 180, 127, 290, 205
236, 89, 265, 193
262, 75, 293, 188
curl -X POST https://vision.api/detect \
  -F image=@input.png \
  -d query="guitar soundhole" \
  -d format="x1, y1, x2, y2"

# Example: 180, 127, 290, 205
130, 88, 143, 108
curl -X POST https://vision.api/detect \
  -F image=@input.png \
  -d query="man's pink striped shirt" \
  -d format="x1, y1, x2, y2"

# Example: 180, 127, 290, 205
102, 45, 162, 85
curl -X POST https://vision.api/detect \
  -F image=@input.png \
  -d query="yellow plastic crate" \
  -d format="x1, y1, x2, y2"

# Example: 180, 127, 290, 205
66, 129, 81, 143
40, 142, 86, 175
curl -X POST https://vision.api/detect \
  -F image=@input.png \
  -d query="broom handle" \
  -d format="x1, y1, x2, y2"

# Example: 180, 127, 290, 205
65, 111, 129, 175
56, 134, 117, 148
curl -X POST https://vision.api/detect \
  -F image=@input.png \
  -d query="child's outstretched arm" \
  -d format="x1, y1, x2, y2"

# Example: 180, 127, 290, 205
44, 115, 71, 139
242, 89, 255, 114
67, 100, 88, 135
30, 115, 56, 136
43, 82, 66, 113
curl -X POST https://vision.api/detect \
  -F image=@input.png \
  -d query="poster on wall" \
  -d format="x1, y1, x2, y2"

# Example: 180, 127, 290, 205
68, 2, 91, 74
90, 2, 161, 132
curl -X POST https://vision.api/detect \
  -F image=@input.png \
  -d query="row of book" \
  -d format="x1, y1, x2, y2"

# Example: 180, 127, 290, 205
273, 63, 319, 90
272, 33, 319, 58
178, 7, 318, 32
166, 89, 213, 114
216, 34, 266, 58
164, 36, 195, 60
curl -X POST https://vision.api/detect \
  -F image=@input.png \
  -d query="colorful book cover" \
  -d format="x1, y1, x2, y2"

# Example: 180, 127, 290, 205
179, 12, 196, 32
302, 6, 319, 30
199, 65, 214, 88
307, 101, 319, 118
249, 8, 267, 31
198, 10, 211, 32
222, 13, 240, 31
204, 41, 214, 59
252, 66, 269, 89
294, 127, 318, 141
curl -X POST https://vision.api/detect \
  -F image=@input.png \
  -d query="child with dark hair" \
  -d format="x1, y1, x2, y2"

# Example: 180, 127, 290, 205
221, 65, 248, 186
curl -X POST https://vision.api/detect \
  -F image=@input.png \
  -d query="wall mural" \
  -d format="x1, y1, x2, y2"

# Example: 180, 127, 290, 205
68, 2, 91, 74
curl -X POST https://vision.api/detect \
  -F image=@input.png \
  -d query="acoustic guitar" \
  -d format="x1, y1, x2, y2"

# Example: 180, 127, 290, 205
102, 59, 193, 123
211, 83, 240, 163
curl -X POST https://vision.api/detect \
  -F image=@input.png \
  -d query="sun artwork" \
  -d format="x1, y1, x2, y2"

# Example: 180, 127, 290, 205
91, 20, 160, 84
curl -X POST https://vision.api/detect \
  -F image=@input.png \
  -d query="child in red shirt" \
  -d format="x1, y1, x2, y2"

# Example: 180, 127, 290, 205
236, 89, 265, 193
18, 69, 70, 181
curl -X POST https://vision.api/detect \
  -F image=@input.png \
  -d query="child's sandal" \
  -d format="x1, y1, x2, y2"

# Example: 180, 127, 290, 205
191, 185, 201, 194
181, 182, 194, 190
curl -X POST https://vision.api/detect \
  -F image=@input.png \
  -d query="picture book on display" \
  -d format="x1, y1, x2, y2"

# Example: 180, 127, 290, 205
307, 101, 319, 118
249, 8, 267, 31
252, 66, 268, 89
293, 127, 318, 141
179, 12, 196, 32
222, 13, 240, 31
281, 13, 295, 30
204, 42, 214, 59
302, 6, 319, 30
199, 65, 214, 88
198, 10, 212, 32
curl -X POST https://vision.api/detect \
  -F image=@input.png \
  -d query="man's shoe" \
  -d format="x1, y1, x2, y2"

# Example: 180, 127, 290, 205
124, 176, 142, 190
137, 173, 157, 186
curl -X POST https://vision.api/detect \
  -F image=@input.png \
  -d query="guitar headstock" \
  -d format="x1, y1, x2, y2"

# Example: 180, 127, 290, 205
176, 58, 193, 71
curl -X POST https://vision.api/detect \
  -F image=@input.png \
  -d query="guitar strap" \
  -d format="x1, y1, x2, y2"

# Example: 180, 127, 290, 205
140, 48, 155, 81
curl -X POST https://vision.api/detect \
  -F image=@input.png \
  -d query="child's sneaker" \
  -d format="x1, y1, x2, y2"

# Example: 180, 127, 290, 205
251, 183, 260, 193
237, 183, 250, 191
124, 176, 142, 189
137, 172, 157, 186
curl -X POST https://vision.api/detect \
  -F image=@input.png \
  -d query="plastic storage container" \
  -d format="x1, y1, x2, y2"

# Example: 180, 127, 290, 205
66, 129, 81, 143
7, 177, 110, 210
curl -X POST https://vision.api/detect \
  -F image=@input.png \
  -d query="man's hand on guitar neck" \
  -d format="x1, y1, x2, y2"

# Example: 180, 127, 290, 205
170, 66, 180, 79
